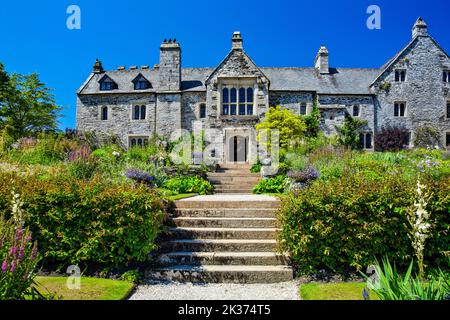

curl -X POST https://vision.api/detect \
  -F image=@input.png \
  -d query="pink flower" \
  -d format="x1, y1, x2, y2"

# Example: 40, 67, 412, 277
16, 228, 23, 241
1, 261, 7, 272
18, 246, 24, 260
9, 246, 17, 256
10, 260, 17, 272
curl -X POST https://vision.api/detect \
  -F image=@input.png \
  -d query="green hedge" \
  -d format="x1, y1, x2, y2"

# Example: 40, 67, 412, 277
278, 172, 449, 275
0, 173, 167, 268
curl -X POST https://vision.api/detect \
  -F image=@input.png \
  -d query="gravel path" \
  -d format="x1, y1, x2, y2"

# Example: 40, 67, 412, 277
129, 280, 300, 300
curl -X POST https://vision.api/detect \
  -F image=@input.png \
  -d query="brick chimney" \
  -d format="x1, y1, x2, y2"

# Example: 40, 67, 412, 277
315, 46, 329, 74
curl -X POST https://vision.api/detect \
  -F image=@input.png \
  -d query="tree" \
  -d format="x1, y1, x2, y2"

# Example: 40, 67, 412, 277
413, 127, 441, 149
335, 114, 368, 150
303, 97, 321, 138
0, 68, 61, 140
256, 106, 306, 154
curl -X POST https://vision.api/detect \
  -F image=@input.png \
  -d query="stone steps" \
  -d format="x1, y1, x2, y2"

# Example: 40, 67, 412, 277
147, 265, 293, 283
170, 217, 277, 228
159, 239, 278, 253
213, 188, 254, 194
148, 194, 293, 284
164, 227, 278, 240
172, 208, 278, 218
155, 251, 289, 266
175, 199, 280, 209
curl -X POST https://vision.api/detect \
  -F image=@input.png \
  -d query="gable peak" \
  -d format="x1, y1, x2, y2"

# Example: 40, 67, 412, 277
412, 17, 428, 38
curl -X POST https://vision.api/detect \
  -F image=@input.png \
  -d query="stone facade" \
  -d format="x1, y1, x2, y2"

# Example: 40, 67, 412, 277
76, 18, 450, 162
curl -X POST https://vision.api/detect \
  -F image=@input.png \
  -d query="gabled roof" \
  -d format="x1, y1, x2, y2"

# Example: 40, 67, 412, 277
370, 34, 450, 87
205, 48, 270, 85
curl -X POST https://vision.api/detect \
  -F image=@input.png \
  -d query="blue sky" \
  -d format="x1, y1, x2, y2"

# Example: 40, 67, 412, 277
0, 0, 449, 130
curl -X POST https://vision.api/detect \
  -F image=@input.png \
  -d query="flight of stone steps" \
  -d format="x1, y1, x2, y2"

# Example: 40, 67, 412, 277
207, 164, 261, 194
147, 195, 294, 283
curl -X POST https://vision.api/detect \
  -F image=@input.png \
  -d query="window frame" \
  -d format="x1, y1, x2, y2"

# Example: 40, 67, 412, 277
394, 102, 407, 117
359, 132, 373, 149
446, 132, 450, 148
100, 106, 108, 121
446, 101, 450, 119
299, 103, 307, 116
352, 105, 360, 117
199, 103, 206, 119
222, 85, 255, 116
131, 105, 146, 120
443, 70, 450, 83
128, 135, 150, 148
394, 69, 407, 82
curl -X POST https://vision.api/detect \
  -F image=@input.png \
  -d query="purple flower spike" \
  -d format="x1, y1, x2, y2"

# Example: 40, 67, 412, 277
9, 246, 17, 256
1, 261, 7, 273
10, 260, 17, 272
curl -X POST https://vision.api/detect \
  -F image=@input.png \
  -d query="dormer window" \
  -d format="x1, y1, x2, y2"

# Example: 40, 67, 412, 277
99, 75, 117, 91
443, 70, 450, 83
395, 70, 406, 82
133, 74, 151, 90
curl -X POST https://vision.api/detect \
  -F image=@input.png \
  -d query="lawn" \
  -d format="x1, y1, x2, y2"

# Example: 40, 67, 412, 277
34, 276, 135, 300
167, 193, 198, 201
300, 282, 379, 300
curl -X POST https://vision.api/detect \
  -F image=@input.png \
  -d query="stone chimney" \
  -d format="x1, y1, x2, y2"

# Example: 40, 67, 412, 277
412, 17, 428, 38
232, 32, 243, 50
315, 46, 329, 74
93, 59, 104, 74
159, 38, 181, 91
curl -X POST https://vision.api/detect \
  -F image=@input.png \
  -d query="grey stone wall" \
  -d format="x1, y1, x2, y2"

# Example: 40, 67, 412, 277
372, 36, 450, 146
269, 91, 314, 115
156, 93, 182, 138
318, 95, 375, 136
181, 92, 207, 131
76, 94, 156, 146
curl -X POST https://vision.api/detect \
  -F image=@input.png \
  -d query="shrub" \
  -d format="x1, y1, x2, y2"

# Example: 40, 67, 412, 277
414, 127, 442, 149
278, 171, 449, 275
287, 166, 320, 184
125, 169, 156, 188
374, 125, 410, 152
163, 176, 213, 195
250, 161, 262, 173
256, 106, 306, 153
303, 103, 321, 138
0, 173, 167, 268
0, 192, 41, 300
335, 115, 368, 150
253, 175, 287, 194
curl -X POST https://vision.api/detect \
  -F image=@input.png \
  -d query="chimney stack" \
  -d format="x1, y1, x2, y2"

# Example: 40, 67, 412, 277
412, 17, 428, 38
93, 59, 104, 74
232, 32, 243, 50
315, 46, 329, 74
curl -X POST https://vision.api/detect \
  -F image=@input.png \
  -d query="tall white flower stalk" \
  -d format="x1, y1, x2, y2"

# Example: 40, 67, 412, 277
11, 187, 25, 228
408, 180, 432, 279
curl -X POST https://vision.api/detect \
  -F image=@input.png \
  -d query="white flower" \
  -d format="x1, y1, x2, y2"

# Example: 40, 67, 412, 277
112, 151, 121, 157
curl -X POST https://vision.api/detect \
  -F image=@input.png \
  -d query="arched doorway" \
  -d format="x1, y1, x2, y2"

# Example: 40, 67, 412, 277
228, 135, 248, 163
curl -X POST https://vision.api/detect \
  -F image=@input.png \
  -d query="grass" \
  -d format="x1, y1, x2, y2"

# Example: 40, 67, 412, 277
300, 282, 379, 300
167, 193, 198, 201
34, 276, 135, 300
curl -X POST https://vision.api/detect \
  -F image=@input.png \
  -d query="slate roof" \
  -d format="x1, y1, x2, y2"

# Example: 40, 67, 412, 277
77, 66, 380, 95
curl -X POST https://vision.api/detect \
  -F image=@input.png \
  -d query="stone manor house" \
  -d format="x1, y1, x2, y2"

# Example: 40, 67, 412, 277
76, 18, 450, 164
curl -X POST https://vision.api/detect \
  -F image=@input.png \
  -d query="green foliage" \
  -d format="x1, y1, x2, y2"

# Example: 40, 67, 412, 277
120, 269, 141, 283
362, 258, 450, 300
335, 115, 368, 150
67, 159, 98, 180
413, 127, 442, 149
0, 70, 61, 140
278, 170, 449, 275
0, 173, 167, 268
303, 99, 321, 138
163, 176, 213, 195
253, 175, 287, 194
250, 161, 262, 173
256, 106, 306, 153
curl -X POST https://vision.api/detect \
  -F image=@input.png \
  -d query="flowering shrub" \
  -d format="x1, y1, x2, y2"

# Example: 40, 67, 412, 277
0, 190, 40, 300
413, 127, 442, 149
287, 166, 320, 184
278, 171, 449, 275
125, 169, 156, 188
